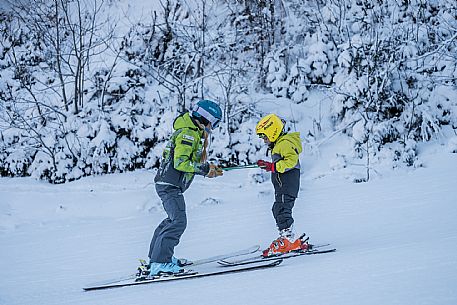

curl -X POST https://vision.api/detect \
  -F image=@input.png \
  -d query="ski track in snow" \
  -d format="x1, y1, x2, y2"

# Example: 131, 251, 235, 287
0, 152, 457, 305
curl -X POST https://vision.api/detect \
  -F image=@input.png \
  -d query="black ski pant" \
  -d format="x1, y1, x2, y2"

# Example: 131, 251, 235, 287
148, 184, 187, 263
272, 193, 295, 231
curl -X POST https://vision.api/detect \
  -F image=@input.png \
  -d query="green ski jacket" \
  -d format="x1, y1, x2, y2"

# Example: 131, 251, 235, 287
154, 112, 210, 192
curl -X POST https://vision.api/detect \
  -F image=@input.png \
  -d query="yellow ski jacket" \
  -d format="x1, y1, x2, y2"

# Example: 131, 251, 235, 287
270, 132, 302, 197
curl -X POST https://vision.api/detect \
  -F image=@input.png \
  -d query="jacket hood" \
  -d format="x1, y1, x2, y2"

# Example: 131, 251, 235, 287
173, 112, 199, 131
277, 132, 303, 153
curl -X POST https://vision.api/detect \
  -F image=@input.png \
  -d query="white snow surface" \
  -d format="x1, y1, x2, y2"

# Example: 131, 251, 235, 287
1, 145, 457, 305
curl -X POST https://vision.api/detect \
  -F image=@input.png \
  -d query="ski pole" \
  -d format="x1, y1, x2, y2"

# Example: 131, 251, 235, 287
221, 164, 259, 171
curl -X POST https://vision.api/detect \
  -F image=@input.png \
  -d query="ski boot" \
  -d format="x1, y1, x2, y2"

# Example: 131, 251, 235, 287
172, 256, 189, 267
148, 262, 185, 277
135, 258, 190, 281
262, 233, 310, 258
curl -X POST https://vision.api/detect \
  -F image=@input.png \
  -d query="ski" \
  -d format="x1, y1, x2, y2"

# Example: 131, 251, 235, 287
85, 245, 260, 287
86, 273, 138, 287
309, 243, 332, 249
183, 244, 260, 266
83, 259, 282, 291
217, 243, 332, 266
218, 247, 336, 267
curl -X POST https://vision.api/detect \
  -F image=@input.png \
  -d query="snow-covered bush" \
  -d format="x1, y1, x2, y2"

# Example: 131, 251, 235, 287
329, 0, 457, 178
0, 0, 456, 183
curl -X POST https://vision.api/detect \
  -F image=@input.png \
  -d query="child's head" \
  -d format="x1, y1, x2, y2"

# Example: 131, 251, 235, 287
191, 100, 222, 132
255, 114, 284, 144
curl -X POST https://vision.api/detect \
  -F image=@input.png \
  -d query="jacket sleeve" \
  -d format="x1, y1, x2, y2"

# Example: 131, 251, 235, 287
173, 129, 209, 176
274, 141, 300, 173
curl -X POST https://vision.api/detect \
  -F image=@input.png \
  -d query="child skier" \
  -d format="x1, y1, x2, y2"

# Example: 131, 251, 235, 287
255, 113, 309, 257
145, 100, 224, 277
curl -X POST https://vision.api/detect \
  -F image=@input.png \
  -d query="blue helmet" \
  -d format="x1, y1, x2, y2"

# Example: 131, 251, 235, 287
191, 100, 222, 129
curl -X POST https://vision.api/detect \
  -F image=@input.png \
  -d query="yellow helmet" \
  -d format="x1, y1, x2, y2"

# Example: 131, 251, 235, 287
255, 114, 284, 142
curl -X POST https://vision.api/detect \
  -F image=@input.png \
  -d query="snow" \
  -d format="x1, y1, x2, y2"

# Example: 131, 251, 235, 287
1, 0, 457, 303
1, 145, 457, 305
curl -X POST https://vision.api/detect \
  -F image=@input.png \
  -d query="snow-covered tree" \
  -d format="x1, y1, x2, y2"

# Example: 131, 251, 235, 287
0, 0, 456, 183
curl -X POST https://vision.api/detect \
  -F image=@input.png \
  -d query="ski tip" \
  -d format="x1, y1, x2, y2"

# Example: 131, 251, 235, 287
271, 258, 283, 266
252, 245, 261, 252
319, 248, 337, 253
307, 243, 331, 250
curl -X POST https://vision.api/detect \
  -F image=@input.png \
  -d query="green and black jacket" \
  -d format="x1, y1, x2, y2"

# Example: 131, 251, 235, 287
154, 112, 209, 192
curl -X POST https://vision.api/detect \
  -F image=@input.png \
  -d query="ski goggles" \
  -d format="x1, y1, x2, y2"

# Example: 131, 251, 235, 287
193, 105, 221, 129
258, 133, 268, 140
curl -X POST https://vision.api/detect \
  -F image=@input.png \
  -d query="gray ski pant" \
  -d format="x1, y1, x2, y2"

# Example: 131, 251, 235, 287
272, 193, 295, 231
148, 184, 187, 263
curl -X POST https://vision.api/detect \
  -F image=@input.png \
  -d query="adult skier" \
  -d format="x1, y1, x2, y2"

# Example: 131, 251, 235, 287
146, 100, 224, 277
255, 114, 309, 257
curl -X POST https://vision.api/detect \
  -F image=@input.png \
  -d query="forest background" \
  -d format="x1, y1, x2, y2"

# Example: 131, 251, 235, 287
1, 0, 456, 183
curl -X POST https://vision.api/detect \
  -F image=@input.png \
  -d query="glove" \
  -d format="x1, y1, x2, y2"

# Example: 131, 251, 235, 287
257, 160, 275, 172
206, 163, 224, 178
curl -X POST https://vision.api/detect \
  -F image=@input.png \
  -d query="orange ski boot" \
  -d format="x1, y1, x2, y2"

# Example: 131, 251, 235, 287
262, 237, 298, 257
262, 234, 310, 257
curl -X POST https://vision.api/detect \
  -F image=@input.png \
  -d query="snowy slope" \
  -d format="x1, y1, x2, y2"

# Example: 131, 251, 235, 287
1, 145, 457, 305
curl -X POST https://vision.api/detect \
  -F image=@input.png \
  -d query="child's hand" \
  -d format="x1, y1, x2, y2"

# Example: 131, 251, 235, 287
257, 160, 275, 172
